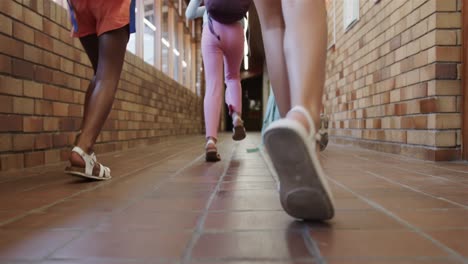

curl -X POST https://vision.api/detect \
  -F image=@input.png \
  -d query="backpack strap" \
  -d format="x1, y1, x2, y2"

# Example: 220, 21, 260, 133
208, 15, 221, 41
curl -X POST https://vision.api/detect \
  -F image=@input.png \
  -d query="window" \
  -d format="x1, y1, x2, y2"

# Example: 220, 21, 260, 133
143, 2, 156, 65
343, 0, 359, 31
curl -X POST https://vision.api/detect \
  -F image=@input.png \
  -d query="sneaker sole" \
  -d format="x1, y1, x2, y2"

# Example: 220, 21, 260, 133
264, 121, 334, 220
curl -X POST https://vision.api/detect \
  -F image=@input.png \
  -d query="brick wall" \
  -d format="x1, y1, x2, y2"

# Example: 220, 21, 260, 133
0, 0, 203, 171
325, 0, 462, 161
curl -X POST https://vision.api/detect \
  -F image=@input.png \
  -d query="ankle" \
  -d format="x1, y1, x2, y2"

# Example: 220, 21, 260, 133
206, 137, 217, 144
232, 112, 243, 126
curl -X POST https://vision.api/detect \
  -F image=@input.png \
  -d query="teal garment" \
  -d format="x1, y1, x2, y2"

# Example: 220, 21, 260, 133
261, 88, 281, 139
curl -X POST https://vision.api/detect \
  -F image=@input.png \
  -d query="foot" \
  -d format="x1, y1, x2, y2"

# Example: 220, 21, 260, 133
232, 113, 246, 141
66, 146, 110, 180
205, 138, 221, 162
263, 105, 334, 220
69, 151, 101, 176
286, 110, 322, 153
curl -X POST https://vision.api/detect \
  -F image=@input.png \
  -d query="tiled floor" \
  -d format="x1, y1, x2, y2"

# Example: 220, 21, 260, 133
0, 133, 467, 264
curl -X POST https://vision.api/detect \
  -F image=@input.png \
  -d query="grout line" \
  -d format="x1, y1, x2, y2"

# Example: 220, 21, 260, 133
181, 144, 238, 264
301, 225, 327, 264
365, 170, 468, 209
327, 177, 468, 263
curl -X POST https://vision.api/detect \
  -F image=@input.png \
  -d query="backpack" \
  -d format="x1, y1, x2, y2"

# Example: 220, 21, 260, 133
205, 0, 252, 40
205, 0, 252, 25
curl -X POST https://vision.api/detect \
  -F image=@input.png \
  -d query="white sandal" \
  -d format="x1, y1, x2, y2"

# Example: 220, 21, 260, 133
205, 139, 221, 162
263, 105, 334, 220
64, 146, 111, 181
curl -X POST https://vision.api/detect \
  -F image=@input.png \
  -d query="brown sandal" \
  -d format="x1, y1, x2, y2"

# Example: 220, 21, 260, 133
205, 139, 221, 162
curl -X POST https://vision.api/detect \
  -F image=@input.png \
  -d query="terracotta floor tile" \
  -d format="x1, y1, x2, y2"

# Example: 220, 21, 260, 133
309, 230, 448, 258
0, 197, 56, 211
52, 230, 191, 260
325, 258, 463, 264
426, 230, 468, 257
191, 231, 312, 259
307, 210, 405, 230
39, 260, 164, 264
204, 211, 296, 231
125, 196, 210, 212
209, 190, 282, 211
0, 230, 78, 260
223, 175, 275, 182
333, 198, 374, 210
219, 181, 277, 191
369, 195, 459, 210
0, 211, 23, 223
1, 211, 109, 230
395, 209, 468, 229
97, 211, 201, 231
0, 134, 467, 263
190, 259, 321, 264
45, 198, 131, 213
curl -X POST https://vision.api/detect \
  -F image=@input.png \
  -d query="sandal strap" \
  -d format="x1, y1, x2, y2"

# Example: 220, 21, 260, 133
206, 139, 217, 149
71, 146, 95, 176
289, 106, 320, 142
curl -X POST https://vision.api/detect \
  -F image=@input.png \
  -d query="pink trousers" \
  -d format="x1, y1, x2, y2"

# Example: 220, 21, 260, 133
202, 20, 244, 139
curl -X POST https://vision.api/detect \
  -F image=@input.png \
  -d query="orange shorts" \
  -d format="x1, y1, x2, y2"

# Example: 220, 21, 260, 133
69, 0, 132, 37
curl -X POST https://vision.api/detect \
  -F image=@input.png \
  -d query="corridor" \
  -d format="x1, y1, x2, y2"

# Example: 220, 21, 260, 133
0, 133, 466, 264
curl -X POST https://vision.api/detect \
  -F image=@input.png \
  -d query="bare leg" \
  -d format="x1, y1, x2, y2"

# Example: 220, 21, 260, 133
252, 0, 290, 117
282, 0, 328, 132
78, 34, 99, 135
69, 26, 129, 168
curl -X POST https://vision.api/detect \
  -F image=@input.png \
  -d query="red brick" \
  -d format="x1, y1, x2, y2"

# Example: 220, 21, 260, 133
0, 114, 22, 132
23, 8, 43, 31
35, 100, 53, 116
43, 85, 60, 100
68, 104, 82, 117
34, 134, 53, 149
13, 134, 35, 151
0, 75, 23, 96
23, 116, 43, 132
42, 51, 60, 69
43, 117, 59, 131
0, 134, 12, 152
59, 88, 74, 103
13, 21, 35, 44
24, 151, 45, 168
53, 133, 69, 147
0, 153, 24, 171
0, 14, 13, 36
0, 34, 24, 58
389, 35, 401, 51
435, 63, 457, 79
13, 97, 35, 114
12, 59, 35, 80
52, 102, 69, 116
0, 1, 23, 21
35, 31, 54, 51
0, 54, 12, 74
23, 81, 43, 98
34, 66, 53, 83
42, 19, 60, 39
0, 95, 13, 113
44, 149, 61, 163
420, 98, 437, 113
59, 118, 78, 131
